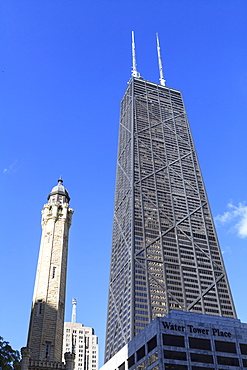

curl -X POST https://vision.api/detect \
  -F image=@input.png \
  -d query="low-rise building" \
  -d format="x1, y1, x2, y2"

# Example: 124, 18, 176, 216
100, 310, 247, 370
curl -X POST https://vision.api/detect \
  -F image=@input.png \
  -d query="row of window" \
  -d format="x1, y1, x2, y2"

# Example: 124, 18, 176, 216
164, 349, 244, 366
66, 329, 90, 334
122, 334, 247, 370
128, 335, 157, 368
163, 333, 247, 355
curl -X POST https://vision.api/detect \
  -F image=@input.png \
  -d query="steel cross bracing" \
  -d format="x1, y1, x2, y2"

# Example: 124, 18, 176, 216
104, 78, 236, 362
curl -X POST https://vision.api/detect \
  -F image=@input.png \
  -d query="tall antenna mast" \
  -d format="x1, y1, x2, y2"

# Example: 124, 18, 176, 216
71, 298, 77, 323
156, 33, 166, 86
131, 31, 140, 78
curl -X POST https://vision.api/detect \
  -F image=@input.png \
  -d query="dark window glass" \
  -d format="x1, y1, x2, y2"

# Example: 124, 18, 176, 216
192, 367, 213, 370
127, 354, 135, 368
189, 337, 211, 350
164, 350, 186, 361
45, 343, 51, 359
147, 336, 157, 352
240, 343, 247, 355
164, 365, 188, 370
136, 345, 145, 361
243, 358, 247, 367
163, 334, 185, 347
118, 363, 125, 370
217, 356, 239, 366
215, 340, 236, 353
190, 353, 214, 364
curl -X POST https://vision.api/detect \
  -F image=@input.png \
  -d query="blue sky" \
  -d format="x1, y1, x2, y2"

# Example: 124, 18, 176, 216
1, 0, 247, 367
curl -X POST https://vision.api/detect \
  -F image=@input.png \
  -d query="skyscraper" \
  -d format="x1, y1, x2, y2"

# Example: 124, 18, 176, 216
63, 299, 99, 370
104, 34, 236, 362
23, 179, 74, 365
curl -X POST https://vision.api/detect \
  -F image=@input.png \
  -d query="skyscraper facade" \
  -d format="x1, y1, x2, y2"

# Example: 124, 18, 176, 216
63, 299, 99, 370
105, 43, 236, 361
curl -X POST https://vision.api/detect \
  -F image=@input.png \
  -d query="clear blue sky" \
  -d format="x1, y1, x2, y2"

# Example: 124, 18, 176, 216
1, 0, 247, 367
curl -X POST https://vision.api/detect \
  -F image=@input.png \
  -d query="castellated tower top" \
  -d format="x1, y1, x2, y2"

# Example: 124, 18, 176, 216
48, 178, 70, 203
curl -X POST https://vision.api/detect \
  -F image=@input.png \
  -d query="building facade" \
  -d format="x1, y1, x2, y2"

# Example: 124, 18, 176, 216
63, 299, 99, 370
101, 310, 247, 370
21, 179, 74, 370
105, 68, 236, 360
63, 323, 98, 370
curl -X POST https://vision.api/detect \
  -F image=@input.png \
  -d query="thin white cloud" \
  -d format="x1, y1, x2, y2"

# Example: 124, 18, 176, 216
3, 159, 17, 174
215, 202, 247, 238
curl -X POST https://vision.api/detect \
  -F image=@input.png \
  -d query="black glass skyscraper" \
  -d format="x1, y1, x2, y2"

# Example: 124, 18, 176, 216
105, 38, 236, 362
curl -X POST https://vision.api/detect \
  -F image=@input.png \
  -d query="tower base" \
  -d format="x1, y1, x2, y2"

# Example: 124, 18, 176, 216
21, 348, 75, 370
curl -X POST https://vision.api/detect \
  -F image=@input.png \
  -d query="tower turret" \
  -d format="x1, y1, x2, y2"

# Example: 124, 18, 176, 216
48, 177, 70, 204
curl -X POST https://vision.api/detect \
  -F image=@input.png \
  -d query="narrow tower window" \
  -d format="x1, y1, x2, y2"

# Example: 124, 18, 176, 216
37, 300, 42, 315
52, 266, 56, 279
45, 342, 51, 359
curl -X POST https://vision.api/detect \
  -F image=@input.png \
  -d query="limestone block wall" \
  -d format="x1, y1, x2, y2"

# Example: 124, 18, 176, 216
27, 200, 73, 362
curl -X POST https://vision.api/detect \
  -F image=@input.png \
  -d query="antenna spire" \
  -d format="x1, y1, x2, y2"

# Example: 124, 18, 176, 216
131, 31, 140, 78
71, 298, 77, 323
156, 33, 166, 86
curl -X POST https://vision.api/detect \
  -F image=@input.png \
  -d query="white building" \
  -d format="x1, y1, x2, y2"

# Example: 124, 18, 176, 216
63, 300, 98, 370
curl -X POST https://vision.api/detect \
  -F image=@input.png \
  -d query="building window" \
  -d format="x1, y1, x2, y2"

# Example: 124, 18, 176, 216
52, 266, 56, 279
163, 333, 185, 347
136, 345, 145, 361
242, 358, 247, 367
189, 337, 211, 350
148, 352, 158, 366
190, 353, 214, 364
164, 365, 187, 370
164, 350, 186, 361
118, 363, 125, 370
240, 343, 247, 355
45, 343, 51, 359
217, 356, 239, 366
136, 360, 145, 370
214, 340, 236, 353
128, 354, 135, 368
147, 336, 157, 353
37, 301, 42, 316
